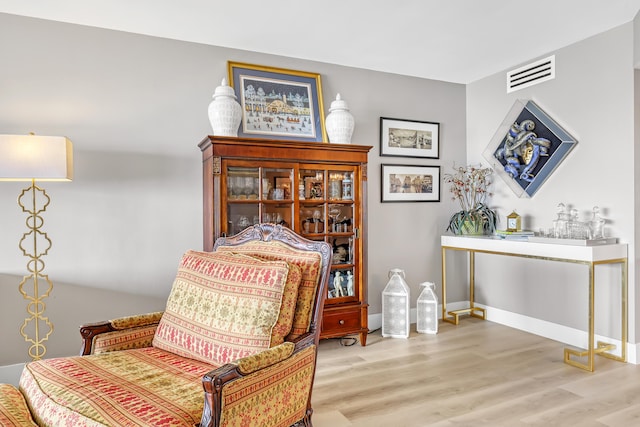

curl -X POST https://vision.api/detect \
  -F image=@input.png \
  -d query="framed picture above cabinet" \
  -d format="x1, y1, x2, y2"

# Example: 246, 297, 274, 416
227, 62, 327, 142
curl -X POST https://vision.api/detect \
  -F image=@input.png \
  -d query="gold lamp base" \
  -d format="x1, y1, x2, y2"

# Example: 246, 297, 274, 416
18, 179, 54, 361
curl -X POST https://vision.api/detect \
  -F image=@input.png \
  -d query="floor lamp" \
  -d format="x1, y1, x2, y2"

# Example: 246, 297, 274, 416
0, 134, 73, 361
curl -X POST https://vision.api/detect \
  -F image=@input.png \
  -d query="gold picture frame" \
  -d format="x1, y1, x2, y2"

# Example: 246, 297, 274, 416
228, 61, 327, 142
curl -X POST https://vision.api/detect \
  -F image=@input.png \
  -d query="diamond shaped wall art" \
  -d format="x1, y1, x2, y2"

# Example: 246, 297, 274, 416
482, 100, 577, 198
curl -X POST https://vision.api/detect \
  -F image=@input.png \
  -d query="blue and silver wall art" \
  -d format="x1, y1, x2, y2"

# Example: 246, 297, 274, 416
483, 100, 577, 198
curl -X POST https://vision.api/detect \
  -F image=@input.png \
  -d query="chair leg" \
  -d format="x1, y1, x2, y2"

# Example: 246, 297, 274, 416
292, 408, 313, 427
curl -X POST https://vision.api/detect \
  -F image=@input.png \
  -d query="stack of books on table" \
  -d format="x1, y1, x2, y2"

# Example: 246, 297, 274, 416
495, 230, 535, 240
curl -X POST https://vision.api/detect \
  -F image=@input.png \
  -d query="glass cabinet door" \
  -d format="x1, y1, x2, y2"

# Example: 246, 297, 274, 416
225, 162, 359, 304
262, 167, 293, 228
224, 164, 294, 236
299, 168, 325, 238
226, 167, 260, 235
299, 166, 358, 304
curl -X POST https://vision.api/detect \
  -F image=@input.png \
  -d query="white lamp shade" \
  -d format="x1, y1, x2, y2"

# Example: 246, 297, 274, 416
0, 134, 73, 181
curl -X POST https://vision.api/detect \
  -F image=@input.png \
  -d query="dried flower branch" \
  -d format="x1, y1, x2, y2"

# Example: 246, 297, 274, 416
443, 164, 494, 211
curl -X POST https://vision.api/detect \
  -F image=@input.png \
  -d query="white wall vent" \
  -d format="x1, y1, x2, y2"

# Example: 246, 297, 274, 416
507, 55, 555, 93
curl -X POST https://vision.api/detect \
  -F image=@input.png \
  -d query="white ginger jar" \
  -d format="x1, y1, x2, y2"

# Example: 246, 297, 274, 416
208, 78, 242, 136
325, 93, 355, 144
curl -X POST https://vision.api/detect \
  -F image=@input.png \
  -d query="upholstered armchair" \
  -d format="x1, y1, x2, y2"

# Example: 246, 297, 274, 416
0, 224, 331, 427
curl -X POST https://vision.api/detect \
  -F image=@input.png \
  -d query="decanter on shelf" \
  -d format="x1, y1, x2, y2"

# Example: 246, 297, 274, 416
588, 206, 606, 239
552, 203, 570, 238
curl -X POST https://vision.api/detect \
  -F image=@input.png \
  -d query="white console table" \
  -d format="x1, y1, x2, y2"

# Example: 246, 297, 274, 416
441, 235, 628, 372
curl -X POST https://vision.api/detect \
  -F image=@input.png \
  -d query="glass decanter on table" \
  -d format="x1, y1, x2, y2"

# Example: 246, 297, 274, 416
589, 206, 606, 239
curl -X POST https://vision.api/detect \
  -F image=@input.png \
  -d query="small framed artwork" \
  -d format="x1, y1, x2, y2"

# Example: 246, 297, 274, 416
228, 61, 327, 142
304, 177, 323, 199
381, 164, 441, 202
380, 117, 440, 159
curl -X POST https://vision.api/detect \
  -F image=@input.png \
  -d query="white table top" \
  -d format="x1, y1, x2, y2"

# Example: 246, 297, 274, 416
441, 235, 627, 262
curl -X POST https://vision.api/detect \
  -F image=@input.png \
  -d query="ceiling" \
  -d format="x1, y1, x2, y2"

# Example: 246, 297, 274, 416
1, 0, 640, 84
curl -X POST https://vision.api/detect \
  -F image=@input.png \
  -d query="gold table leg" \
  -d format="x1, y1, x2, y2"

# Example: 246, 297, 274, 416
563, 258, 627, 372
442, 248, 486, 325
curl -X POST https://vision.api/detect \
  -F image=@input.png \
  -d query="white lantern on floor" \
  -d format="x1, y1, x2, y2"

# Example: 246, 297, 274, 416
382, 268, 410, 338
416, 282, 438, 334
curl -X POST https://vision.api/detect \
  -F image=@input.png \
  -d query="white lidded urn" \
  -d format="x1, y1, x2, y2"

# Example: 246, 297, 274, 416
325, 93, 355, 144
208, 78, 242, 137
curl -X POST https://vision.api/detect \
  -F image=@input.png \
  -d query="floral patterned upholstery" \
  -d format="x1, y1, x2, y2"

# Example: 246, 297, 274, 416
217, 240, 322, 341
153, 250, 295, 365
220, 345, 316, 427
20, 347, 215, 427
269, 264, 302, 346
0, 384, 37, 426
91, 324, 158, 354
109, 311, 164, 330
234, 342, 295, 375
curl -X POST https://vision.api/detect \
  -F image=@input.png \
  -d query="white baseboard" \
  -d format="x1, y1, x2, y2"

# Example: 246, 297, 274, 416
479, 303, 637, 364
629, 342, 639, 364
368, 301, 638, 365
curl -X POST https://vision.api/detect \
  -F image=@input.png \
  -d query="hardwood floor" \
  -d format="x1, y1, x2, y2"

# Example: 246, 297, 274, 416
312, 318, 640, 426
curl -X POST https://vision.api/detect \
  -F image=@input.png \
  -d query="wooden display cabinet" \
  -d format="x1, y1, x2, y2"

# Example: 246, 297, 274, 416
199, 136, 371, 345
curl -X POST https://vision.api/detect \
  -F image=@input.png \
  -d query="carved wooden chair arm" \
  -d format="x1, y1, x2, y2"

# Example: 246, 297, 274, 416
79, 311, 164, 355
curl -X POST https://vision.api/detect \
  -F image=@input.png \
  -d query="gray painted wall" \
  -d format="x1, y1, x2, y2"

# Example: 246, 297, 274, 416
0, 13, 466, 365
467, 23, 637, 342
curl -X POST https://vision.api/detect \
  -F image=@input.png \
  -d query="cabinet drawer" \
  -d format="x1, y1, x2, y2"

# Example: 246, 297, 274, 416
322, 308, 362, 334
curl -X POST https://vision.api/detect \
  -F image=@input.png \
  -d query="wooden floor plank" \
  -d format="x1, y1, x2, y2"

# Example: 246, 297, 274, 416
312, 318, 638, 426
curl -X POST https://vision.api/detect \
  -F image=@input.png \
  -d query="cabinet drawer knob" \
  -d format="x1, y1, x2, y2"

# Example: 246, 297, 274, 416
339, 319, 345, 325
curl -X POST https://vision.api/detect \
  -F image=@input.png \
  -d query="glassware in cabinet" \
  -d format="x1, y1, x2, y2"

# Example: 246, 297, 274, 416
261, 167, 293, 228
328, 203, 353, 234
262, 167, 293, 201
225, 167, 259, 235
227, 167, 259, 200
263, 202, 292, 228
300, 203, 325, 235
225, 165, 295, 234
